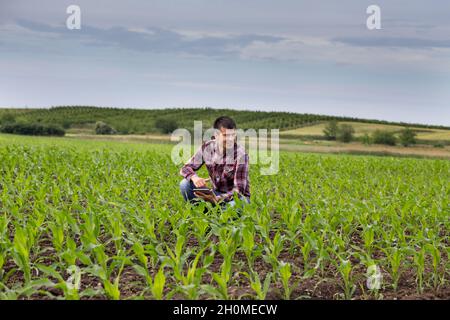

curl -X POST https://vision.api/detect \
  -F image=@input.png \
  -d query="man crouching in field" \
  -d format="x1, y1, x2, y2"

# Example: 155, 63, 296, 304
179, 116, 250, 208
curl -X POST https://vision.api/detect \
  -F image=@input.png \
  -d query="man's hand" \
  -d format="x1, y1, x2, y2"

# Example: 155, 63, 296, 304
194, 191, 220, 205
191, 175, 210, 188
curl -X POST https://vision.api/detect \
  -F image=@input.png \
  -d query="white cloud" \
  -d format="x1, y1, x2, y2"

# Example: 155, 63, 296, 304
238, 35, 450, 71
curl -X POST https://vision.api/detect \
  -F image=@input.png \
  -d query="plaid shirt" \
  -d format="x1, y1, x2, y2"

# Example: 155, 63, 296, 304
180, 139, 250, 201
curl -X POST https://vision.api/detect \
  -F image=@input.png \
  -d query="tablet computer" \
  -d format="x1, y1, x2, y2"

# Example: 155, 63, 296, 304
193, 187, 214, 195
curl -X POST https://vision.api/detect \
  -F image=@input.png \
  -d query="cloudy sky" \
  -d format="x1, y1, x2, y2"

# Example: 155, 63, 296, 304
1, 0, 449, 125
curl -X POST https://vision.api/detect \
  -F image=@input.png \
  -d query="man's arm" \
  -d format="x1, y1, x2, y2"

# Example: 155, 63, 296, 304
180, 145, 204, 181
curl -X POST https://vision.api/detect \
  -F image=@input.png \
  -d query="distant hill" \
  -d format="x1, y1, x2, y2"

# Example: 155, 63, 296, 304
1, 106, 449, 134
282, 121, 450, 143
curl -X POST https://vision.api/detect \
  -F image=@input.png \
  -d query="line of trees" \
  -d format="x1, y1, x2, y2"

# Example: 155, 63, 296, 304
2, 106, 448, 136
323, 121, 417, 146
323, 121, 355, 143
0, 122, 65, 136
0, 112, 65, 136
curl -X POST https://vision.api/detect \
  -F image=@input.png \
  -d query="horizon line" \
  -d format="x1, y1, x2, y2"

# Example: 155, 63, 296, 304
0, 105, 449, 128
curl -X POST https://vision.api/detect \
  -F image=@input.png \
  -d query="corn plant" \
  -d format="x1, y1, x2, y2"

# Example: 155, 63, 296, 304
133, 264, 166, 300
262, 232, 285, 272
160, 234, 190, 283
335, 258, 355, 300
413, 247, 426, 294
37, 265, 83, 300
177, 246, 213, 299
241, 224, 258, 265
11, 225, 32, 284
217, 227, 240, 284
87, 246, 127, 300
241, 270, 272, 300
206, 272, 229, 300
383, 247, 403, 291
362, 225, 375, 256
278, 261, 293, 300
425, 243, 443, 290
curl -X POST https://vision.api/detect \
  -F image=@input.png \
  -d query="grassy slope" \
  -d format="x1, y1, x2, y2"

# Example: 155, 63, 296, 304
282, 121, 450, 141
0, 107, 335, 133
1, 107, 449, 135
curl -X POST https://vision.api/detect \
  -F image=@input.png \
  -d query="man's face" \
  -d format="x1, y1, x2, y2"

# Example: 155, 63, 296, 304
217, 127, 236, 151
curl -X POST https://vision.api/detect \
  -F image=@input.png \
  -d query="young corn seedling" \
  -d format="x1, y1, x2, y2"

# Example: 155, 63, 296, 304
312, 231, 329, 278
0, 213, 10, 281
278, 261, 293, 300
160, 234, 191, 283
93, 259, 126, 300
382, 247, 403, 291
37, 264, 82, 300
203, 228, 240, 300
203, 272, 229, 300
133, 264, 166, 300
192, 216, 210, 245
0, 279, 54, 300
79, 211, 101, 248
413, 247, 426, 294
0, 252, 4, 281
242, 225, 257, 265
425, 243, 442, 290
278, 201, 302, 246
262, 232, 285, 272
136, 207, 157, 243
49, 221, 65, 254
362, 225, 375, 256
60, 237, 81, 267
151, 266, 166, 300
255, 207, 271, 242
355, 253, 383, 299
178, 247, 211, 299
11, 225, 32, 284
106, 210, 125, 252
132, 241, 149, 269
218, 227, 240, 282
300, 232, 317, 274
241, 270, 272, 300
337, 258, 355, 300
89, 246, 126, 300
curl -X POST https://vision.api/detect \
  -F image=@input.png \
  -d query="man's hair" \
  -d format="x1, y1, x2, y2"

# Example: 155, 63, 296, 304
213, 116, 237, 130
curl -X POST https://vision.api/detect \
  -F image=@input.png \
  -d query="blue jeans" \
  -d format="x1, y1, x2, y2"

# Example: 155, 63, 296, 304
179, 178, 250, 209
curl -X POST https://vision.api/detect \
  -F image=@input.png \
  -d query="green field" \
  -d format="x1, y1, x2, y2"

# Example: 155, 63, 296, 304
0, 134, 449, 300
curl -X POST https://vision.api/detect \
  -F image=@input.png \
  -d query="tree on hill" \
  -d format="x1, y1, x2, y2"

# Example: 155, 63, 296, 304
337, 124, 355, 143
399, 128, 417, 147
0, 112, 16, 125
372, 130, 397, 146
155, 118, 178, 134
323, 120, 338, 140
95, 121, 117, 135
